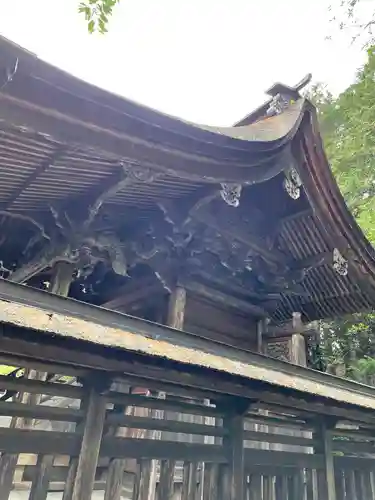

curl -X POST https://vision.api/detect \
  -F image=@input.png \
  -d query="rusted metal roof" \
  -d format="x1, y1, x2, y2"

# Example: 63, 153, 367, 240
0, 35, 374, 322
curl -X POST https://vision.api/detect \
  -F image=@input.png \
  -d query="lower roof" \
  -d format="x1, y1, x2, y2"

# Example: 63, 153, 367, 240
1, 277, 375, 422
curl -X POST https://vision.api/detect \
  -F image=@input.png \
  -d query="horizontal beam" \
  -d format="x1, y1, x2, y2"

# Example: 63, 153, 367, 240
106, 413, 226, 437
0, 401, 83, 422
244, 430, 315, 448
184, 281, 267, 317
0, 374, 84, 399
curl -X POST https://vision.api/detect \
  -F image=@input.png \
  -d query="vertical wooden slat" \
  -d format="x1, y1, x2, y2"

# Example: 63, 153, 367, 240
249, 475, 262, 500
344, 470, 357, 500
182, 462, 198, 500
202, 463, 219, 500
134, 460, 153, 500
275, 475, 288, 500
159, 460, 175, 500
71, 381, 107, 500
306, 469, 314, 500
103, 398, 129, 500
334, 470, 345, 500
218, 464, 230, 500
359, 470, 372, 500
29, 455, 55, 500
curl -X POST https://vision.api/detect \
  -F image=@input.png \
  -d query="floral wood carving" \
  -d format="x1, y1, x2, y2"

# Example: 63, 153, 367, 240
264, 340, 291, 362
267, 94, 292, 117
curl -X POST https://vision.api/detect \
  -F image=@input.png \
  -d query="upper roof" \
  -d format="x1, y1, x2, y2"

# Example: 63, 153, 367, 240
0, 35, 374, 322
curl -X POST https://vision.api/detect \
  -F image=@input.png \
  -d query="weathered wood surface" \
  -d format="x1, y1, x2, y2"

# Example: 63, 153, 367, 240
71, 383, 107, 500
3, 298, 375, 413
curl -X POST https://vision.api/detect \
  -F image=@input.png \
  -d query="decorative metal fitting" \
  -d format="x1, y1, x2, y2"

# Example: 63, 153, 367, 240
220, 183, 242, 207
283, 167, 302, 200
333, 248, 348, 276
267, 93, 291, 117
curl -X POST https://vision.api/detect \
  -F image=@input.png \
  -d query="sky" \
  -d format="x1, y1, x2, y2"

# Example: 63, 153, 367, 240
0, 0, 370, 125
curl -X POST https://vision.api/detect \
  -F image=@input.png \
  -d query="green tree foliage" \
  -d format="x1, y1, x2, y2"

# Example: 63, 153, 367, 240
79, 0, 120, 33
310, 47, 375, 244
308, 47, 375, 381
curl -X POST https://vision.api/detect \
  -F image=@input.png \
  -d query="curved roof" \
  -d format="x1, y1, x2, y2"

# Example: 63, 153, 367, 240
0, 35, 374, 322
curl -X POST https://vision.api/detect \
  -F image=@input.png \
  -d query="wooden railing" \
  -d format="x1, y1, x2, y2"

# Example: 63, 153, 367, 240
0, 361, 373, 500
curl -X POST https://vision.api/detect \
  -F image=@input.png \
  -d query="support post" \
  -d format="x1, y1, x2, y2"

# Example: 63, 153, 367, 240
167, 285, 186, 330
290, 312, 307, 366
224, 413, 245, 500
158, 284, 187, 500
71, 378, 108, 500
314, 423, 336, 500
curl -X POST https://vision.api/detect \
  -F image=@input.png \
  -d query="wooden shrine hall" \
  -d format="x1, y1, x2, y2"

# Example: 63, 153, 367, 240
0, 34, 375, 500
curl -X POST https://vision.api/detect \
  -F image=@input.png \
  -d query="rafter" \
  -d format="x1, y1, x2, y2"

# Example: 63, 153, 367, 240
1, 147, 65, 210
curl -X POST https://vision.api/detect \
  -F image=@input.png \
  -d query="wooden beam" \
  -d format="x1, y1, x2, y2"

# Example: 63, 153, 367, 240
184, 281, 267, 318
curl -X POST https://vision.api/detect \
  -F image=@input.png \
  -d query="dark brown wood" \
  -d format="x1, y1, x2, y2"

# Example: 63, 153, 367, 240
0, 453, 18, 500
185, 281, 267, 318
225, 414, 245, 500
0, 374, 84, 399
203, 463, 219, 500
0, 400, 83, 422
344, 470, 358, 500
104, 458, 127, 500
290, 312, 307, 366
106, 413, 226, 437
28, 454, 55, 500
159, 460, 175, 500
0, 383, 28, 500
71, 383, 107, 500
49, 261, 75, 296
305, 470, 314, 500
315, 424, 337, 500
103, 397, 130, 500
248, 475, 262, 500
133, 460, 153, 500
182, 462, 198, 500
275, 475, 289, 500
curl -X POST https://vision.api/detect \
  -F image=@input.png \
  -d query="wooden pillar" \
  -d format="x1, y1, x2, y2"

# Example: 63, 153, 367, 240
224, 413, 245, 500
167, 285, 186, 330
158, 285, 187, 500
290, 312, 307, 367
71, 379, 108, 500
314, 424, 336, 500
